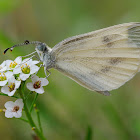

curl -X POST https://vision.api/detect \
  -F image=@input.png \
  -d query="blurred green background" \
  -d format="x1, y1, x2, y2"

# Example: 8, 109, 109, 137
1, 0, 140, 140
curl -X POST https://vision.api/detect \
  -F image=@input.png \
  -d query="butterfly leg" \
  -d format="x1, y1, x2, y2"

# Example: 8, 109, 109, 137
47, 69, 51, 78
21, 51, 37, 57
44, 67, 51, 78
27, 54, 41, 62
30, 64, 43, 79
20, 55, 41, 67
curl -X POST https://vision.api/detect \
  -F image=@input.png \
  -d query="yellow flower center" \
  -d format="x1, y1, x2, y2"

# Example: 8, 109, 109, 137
33, 81, 41, 89
21, 64, 30, 74
13, 106, 19, 112
9, 61, 17, 69
8, 83, 15, 92
0, 73, 7, 81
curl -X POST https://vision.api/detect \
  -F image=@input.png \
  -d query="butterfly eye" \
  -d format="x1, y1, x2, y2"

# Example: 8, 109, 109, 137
36, 44, 47, 52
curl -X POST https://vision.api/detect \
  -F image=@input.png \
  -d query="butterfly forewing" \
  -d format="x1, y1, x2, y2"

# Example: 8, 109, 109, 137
51, 22, 140, 95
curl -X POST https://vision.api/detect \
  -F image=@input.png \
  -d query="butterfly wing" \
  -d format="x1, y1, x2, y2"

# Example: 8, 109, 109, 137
51, 22, 140, 95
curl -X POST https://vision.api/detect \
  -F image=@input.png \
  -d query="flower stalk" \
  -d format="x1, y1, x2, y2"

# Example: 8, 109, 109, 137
0, 93, 19, 98
19, 82, 46, 140
30, 93, 38, 113
34, 104, 43, 133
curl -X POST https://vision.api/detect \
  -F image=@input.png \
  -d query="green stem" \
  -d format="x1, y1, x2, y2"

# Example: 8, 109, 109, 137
18, 118, 29, 123
19, 83, 46, 140
0, 93, 19, 98
25, 91, 33, 100
35, 106, 43, 133
30, 93, 38, 113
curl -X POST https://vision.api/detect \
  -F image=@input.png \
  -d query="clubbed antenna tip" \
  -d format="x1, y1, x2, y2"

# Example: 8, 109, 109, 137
3, 40, 42, 54
4, 48, 10, 54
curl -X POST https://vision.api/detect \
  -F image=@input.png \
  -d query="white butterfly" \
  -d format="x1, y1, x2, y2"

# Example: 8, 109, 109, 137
4, 22, 140, 96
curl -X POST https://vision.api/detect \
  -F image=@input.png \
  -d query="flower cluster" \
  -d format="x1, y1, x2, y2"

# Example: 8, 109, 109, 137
0, 56, 49, 118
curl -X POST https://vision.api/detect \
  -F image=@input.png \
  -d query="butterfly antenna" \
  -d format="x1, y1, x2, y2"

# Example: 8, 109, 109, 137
4, 40, 43, 54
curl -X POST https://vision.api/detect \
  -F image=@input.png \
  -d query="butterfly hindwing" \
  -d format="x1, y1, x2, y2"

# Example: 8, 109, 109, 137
52, 22, 140, 95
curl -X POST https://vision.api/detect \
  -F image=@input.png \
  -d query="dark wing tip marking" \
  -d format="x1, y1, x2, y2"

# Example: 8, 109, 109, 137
96, 90, 111, 96
128, 23, 140, 47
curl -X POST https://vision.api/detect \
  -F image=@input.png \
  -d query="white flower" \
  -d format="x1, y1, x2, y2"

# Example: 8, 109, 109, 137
6, 56, 22, 70
13, 58, 39, 81
0, 61, 7, 72
4, 99, 24, 118
0, 71, 13, 86
1, 76, 21, 96
26, 75, 49, 94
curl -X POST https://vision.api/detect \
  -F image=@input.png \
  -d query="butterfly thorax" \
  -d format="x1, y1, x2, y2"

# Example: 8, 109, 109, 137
35, 44, 55, 69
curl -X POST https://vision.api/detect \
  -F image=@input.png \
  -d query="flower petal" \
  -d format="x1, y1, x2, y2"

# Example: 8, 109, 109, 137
13, 66, 21, 74
0, 66, 7, 72
5, 71, 13, 79
0, 80, 8, 86
8, 90, 16, 96
30, 65, 39, 74
15, 80, 21, 89
5, 110, 14, 118
26, 82, 35, 91
5, 60, 13, 69
31, 75, 39, 83
13, 111, 22, 118
15, 56, 22, 64
4, 101, 15, 109
1, 61, 6, 67
0, 61, 7, 72
1, 85, 10, 94
34, 87, 44, 94
31, 60, 40, 65
20, 73, 30, 81
15, 99, 24, 109
40, 78, 49, 86
8, 76, 15, 83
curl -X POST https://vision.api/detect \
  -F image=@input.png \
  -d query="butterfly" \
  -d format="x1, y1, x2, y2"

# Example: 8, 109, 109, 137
4, 22, 140, 96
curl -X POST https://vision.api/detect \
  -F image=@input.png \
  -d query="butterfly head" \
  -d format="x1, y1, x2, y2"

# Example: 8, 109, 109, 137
35, 43, 51, 61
